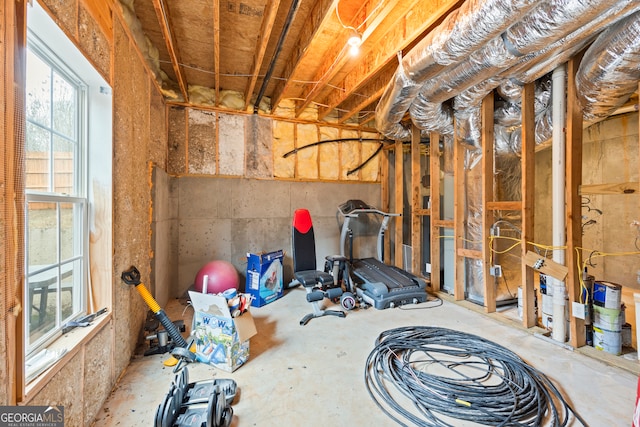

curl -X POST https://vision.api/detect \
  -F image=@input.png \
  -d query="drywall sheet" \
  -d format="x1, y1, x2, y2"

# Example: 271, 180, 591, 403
188, 109, 217, 175
318, 126, 339, 181
168, 107, 187, 174
296, 124, 319, 179
218, 112, 245, 176
273, 121, 295, 178
340, 128, 360, 181
245, 115, 273, 178
360, 131, 381, 182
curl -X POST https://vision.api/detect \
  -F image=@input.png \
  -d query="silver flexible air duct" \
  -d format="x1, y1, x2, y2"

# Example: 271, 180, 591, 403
404, 0, 542, 83
377, 0, 542, 140
576, 11, 640, 121
380, 0, 640, 140
410, 94, 454, 136
374, 55, 418, 141
416, 0, 621, 105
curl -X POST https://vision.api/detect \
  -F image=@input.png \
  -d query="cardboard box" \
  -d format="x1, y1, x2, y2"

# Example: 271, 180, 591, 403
189, 291, 257, 372
246, 250, 284, 307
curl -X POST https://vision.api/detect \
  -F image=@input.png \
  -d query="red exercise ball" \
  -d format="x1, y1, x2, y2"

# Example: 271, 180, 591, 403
194, 260, 239, 294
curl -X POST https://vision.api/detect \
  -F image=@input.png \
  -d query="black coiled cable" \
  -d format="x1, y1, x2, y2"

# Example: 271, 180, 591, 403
364, 326, 589, 427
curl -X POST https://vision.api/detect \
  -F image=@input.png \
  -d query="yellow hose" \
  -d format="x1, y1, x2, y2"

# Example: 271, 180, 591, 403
135, 284, 161, 313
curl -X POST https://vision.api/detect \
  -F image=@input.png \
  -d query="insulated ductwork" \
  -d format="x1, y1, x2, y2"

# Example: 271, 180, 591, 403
576, 11, 640, 121
376, 0, 543, 141
377, 0, 640, 140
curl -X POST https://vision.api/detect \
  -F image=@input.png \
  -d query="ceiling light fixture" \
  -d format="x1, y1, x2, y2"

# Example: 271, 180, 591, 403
347, 28, 362, 56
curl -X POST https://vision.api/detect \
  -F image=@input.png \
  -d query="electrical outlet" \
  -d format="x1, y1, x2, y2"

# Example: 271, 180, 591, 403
490, 265, 502, 277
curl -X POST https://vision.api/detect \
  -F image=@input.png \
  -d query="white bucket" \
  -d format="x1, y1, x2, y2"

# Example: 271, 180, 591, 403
593, 326, 622, 355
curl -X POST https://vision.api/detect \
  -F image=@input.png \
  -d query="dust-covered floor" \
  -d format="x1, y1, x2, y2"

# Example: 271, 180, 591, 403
93, 288, 638, 426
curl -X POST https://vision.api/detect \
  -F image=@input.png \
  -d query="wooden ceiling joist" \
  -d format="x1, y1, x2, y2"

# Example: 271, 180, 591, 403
317, 0, 462, 121
152, 0, 188, 102
293, 0, 389, 117
244, 0, 281, 109
269, 0, 340, 110
212, 0, 220, 106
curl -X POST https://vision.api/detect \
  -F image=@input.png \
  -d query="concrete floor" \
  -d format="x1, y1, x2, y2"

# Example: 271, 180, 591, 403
93, 288, 639, 426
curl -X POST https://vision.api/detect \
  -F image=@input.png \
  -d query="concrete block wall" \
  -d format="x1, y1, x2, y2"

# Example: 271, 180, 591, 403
169, 177, 381, 298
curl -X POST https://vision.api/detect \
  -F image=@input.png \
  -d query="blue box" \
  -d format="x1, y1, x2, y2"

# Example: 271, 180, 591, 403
246, 250, 284, 307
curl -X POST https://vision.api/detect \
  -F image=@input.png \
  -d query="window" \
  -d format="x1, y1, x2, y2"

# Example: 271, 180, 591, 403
24, 1, 112, 381
25, 34, 88, 356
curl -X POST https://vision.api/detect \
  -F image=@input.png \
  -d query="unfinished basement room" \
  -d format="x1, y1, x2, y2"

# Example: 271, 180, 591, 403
3, 0, 640, 425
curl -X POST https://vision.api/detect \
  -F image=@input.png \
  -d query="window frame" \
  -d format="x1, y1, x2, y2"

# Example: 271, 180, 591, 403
23, 12, 89, 362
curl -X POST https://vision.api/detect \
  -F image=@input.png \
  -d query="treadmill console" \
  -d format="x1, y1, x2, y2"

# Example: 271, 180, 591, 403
339, 199, 371, 214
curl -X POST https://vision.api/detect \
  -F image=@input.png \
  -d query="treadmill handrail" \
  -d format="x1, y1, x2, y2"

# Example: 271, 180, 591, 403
337, 205, 401, 218
338, 204, 400, 261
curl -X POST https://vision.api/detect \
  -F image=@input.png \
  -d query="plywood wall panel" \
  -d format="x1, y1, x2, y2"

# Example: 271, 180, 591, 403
168, 107, 187, 175
219, 113, 245, 176
273, 121, 295, 178
188, 109, 217, 175
245, 115, 273, 178
318, 127, 339, 180
296, 123, 318, 179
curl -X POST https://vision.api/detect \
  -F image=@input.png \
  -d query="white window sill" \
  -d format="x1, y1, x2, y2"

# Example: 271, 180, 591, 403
22, 311, 111, 404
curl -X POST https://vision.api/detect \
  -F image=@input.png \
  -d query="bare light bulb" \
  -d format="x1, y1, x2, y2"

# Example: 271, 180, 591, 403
347, 29, 361, 56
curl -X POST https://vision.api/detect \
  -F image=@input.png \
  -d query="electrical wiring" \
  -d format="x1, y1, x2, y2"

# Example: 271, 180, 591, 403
364, 326, 589, 427
398, 295, 443, 310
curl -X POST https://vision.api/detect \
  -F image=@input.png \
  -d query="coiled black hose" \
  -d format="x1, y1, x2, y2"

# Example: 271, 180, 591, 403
364, 326, 589, 427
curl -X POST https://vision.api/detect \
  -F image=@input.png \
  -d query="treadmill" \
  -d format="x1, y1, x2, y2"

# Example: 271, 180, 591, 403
337, 200, 428, 309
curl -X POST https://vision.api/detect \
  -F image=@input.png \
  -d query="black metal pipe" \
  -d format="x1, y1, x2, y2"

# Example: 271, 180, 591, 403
254, 0, 300, 114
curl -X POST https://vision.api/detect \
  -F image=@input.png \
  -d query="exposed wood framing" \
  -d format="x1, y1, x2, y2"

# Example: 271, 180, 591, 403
212, 0, 220, 107
394, 139, 403, 267
566, 55, 585, 348
294, 0, 390, 117
486, 201, 522, 210
3, 0, 27, 404
579, 182, 638, 195
453, 121, 465, 300
337, 86, 384, 124
429, 132, 441, 292
151, 0, 188, 102
411, 125, 423, 276
317, 0, 463, 121
458, 248, 482, 259
84, 0, 113, 40
520, 82, 536, 328
481, 91, 496, 313
244, 0, 280, 110
269, 0, 339, 110
433, 219, 454, 227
